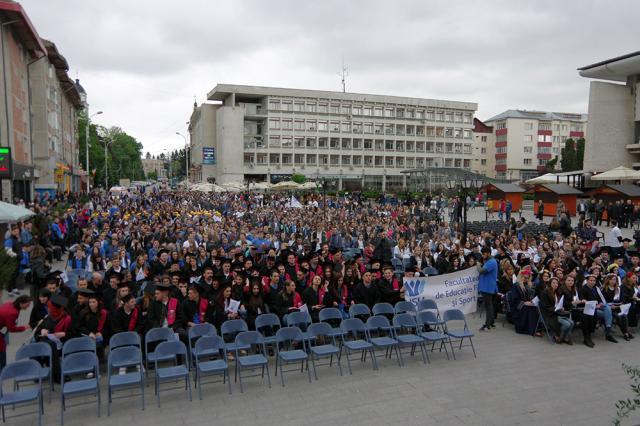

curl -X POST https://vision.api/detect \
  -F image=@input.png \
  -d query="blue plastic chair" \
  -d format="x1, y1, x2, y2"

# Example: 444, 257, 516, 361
348, 303, 371, 321
153, 341, 191, 407
220, 319, 249, 354
307, 322, 343, 379
187, 323, 217, 367
60, 352, 100, 425
416, 311, 451, 360
442, 309, 476, 359
0, 360, 43, 426
393, 313, 428, 364
254, 313, 281, 348
109, 332, 141, 353
62, 336, 96, 358
234, 331, 271, 393
365, 316, 402, 367
372, 302, 395, 318
15, 342, 53, 402
144, 327, 176, 372
274, 327, 311, 387
107, 346, 144, 416
416, 299, 445, 328
340, 318, 377, 374
394, 301, 417, 314
318, 308, 344, 338
285, 311, 313, 342
193, 335, 231, 399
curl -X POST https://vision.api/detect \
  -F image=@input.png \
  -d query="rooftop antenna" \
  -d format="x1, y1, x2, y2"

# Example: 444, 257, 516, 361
339, 58, 349, 93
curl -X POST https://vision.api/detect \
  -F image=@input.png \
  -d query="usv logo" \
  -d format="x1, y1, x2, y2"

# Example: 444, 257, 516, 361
404, 279, 425, 297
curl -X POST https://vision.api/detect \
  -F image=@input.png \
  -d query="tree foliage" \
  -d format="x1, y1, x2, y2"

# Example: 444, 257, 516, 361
576, 138, 585, 170
614, 363, 640, 425
78, 115, 146, 189
292, 173, 306, 184
147, 170, 158, 181
560, 138, 578, 172
545, 156, 559, 173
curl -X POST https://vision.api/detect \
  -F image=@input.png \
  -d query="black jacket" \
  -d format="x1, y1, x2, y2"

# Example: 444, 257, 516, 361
352, 282, 381, 308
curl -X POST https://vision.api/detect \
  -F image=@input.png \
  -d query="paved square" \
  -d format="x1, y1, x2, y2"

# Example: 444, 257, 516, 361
4, 309, 638, 426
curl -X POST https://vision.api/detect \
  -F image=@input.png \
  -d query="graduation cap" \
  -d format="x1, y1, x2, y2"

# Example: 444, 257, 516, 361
329, 247, 342, 255
117, 281, 131, 289
143, 283, 156, 295
157, 248, 169, 256
45, 271, 63, 282
76, 288, 95, 297
629, 251, 640, 258
50, 293, 68, 308
109, 272, 124, 282
155, 283, 172, 291
190, 282, 208, 295
39, 288, 52, 298
598, 246, 611, 255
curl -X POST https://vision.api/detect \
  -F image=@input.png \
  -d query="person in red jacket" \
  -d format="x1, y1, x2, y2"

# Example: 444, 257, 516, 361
36, 293, 72, 382
0, 295, 32, 371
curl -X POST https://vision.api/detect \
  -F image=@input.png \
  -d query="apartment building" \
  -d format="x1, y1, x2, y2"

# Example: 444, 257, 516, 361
141, 157, 167, 179
471, 118, 495, 178
190, 84, 477, 191
0, 0, 45, 202
484, 110, 587, 182
578, 51, 640, 172
30, 39, 83, 193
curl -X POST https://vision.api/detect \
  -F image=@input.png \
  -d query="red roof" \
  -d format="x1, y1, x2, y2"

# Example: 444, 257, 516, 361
0, 1, 46, 54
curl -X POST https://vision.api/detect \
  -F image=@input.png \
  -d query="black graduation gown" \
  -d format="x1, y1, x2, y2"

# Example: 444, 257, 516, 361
352, 282, 381, 309
509, 284, 539, 335
111, 306, 142, 335
147, 299, 184, 331
181, 298, 215, 327
376, 278, 401, 304
538, 291, 561, 337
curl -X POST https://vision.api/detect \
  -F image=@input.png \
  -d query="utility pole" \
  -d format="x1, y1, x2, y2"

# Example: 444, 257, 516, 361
340, 59, 348, 93
86, 111, 103, 192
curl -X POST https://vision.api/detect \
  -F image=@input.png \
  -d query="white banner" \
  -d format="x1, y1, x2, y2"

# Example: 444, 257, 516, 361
403, 268, 480, 314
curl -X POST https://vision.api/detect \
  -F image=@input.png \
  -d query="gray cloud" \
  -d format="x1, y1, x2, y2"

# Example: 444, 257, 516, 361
19, 0, 640, 154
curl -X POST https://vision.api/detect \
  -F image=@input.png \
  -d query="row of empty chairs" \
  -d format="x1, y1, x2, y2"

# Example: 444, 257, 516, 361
1, 300, 476, 425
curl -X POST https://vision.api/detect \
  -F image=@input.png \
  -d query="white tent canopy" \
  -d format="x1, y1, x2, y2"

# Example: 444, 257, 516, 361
271, 181, 301, 190
591, 166, 640, 181
0, 201, 35, 223
525, 173, 558, 184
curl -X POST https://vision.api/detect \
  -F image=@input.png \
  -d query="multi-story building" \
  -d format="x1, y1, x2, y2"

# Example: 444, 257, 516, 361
190, 84, 477, 191
578, 51, 640, 172
471, 118, 495, 178
141, 157, 167, 179
30, 39, 83, 193
188, 102, 217, 183
0, 1, 45, 202
484, 110, 587, 182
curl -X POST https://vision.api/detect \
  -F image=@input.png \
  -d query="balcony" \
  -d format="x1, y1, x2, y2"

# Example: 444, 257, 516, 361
626, 143, 640, 155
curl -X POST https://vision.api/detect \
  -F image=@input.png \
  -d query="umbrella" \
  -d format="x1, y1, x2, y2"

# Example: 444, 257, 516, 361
591, 166, 640, 181
271, 181, 301, 191
525, 173, 558, 185
298, 181, 319, 190
248, 182, 271, 191
0, 201, 35, 223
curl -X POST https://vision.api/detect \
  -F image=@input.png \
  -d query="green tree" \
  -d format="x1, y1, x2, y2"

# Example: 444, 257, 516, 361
576, 138, 585, 170
147, 170, 158, 181
291, 173, 306, 184
561, 138, 578, 172
545, 156, 559, 173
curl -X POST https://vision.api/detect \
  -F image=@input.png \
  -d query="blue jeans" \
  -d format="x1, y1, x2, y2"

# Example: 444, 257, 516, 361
596, 304, 613, 331
557, 316, 574, 340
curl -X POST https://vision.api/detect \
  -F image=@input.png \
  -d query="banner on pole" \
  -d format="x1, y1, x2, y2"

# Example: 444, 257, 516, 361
403, 268, 480, 315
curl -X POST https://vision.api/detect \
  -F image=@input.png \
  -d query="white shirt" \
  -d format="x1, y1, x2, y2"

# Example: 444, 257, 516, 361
605, 226, 622, 248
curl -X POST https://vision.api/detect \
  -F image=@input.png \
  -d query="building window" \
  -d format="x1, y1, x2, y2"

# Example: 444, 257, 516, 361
306, 103, 316, 113
341, 138, 350, 149
496, 121, 506, 130
306, 154, 316, 165
282, 101, 292, 111
294, 102, 304, 112
342, 155, 351, 166
374, 107, 383, 117
282, 137, 292, 148
384, 108, 394, 118
308, 137, 318, 148
455, 112, 463, 123
269, 119, 280, 130
341, 104, 351, 115
352, 105, 362, 115
318, 138, 327, 148
426, 110, 435, 121
524, 146, 533, 153
385, 140, 394, 150
282, 119, 292, 130
524, 135, 532, 142
306, 120, 316, 131
318, 103, 328, 113
330, 121, 340, 132
524, 122, 533, 130
353, 139, 361, 149
364, 140, 373, 149
364, 122, 373, 134
445, 112, 453, 122
341, 122, 351, 132
481, 159, 486, 165
294, 120, 304, 130
270, 153, 280, 164
481, 136, 487, 142
318, 121, 328, 131
363, 106, 372, 116
269, 100, 280, 110
463, 129, 471, 139
481, 148, 486, 154
523, 158, 532, 165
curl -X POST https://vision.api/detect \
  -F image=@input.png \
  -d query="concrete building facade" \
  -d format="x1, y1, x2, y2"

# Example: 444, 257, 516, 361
471, 118, 495, 178
141, 157, 167, 179
578, 51, 640, 171
0, 1, 45, 202
191, 84, 477, 191
30, 39, 83, 193
484, 110, 587, 182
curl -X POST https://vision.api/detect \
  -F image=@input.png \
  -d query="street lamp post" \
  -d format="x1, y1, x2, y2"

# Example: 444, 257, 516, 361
176, 132, 188, 189
86, 111, 103, 192
446, 177, 484, 242
104, 138, 114, 190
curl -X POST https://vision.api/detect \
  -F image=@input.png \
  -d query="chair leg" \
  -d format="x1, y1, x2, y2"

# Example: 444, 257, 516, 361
97, 386, 101, 418
227, 370, 232, 395
449, 339, 457, 360
238, 368, 244, 393
141, 379, 145, 411
280, 362, 285, 387
198, 370, 203, 400
369, 348, 378, 370
156, 377, 160, 407
186, 375, 192, 402
395, 345, 404, 367
344, 350, 353, 375
107, 387, 111, 416
265, 363, 272, 388
468, 338, 477, 358
306, 359, 312, 382
60, 394, 64, 426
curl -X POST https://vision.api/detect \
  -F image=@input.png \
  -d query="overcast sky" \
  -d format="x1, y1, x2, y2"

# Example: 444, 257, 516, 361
19, 0, 640, 155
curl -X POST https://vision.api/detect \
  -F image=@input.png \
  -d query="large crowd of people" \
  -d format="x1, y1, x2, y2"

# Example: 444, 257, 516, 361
2, 189, 640, 378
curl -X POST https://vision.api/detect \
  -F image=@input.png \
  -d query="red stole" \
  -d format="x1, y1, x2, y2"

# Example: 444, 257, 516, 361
167, 298, 179, 326
128, 307, 139, 331
198, 298, 209, 323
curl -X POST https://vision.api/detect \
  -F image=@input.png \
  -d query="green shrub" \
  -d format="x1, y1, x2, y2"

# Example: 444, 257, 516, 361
0, 249, 17, 292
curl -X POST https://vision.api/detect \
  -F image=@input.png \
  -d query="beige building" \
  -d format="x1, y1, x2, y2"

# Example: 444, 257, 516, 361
190, 84, 477, 191
471, 118, 495, 178
30, 39, 83, 192
578, 51, 640, 171
141, 157, 167, 179
484, 110, 587, 182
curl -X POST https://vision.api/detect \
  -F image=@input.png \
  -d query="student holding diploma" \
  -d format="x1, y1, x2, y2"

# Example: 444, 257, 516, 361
602, 274, 633, 341
539, 277, 574, 345
581, 274, 618, 345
